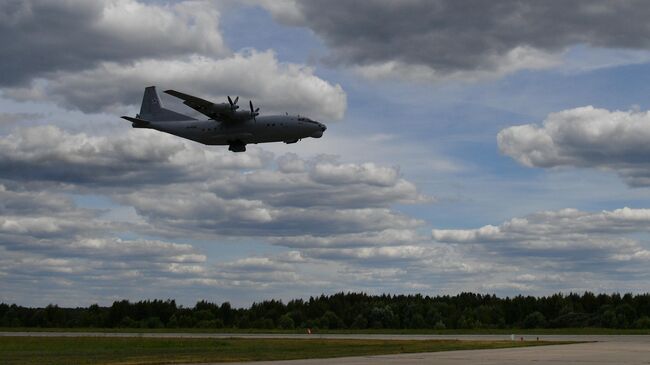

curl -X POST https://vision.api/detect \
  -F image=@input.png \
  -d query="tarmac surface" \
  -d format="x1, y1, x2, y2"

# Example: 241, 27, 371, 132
227, 339, 649, 365
2, 332, 649, 364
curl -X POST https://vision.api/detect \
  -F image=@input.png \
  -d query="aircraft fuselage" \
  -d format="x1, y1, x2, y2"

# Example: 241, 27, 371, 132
137, 115, 326, 146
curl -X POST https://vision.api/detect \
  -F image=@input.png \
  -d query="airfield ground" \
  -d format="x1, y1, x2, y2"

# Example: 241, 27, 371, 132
224, 336, 649, 365
1, 332, 648, 364
0, 333, 566, 365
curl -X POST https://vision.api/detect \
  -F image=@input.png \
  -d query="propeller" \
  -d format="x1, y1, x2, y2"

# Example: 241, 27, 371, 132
227, 96, 239, 111
249, 100, 260, 120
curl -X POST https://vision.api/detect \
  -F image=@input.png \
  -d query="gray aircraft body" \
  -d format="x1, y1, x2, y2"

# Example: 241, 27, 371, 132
122, 86, 326, 152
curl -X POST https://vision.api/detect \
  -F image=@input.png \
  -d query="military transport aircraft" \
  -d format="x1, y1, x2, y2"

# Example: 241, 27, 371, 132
121, 86, 327, 152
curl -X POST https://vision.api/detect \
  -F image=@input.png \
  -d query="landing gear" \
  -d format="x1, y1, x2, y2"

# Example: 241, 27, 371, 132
228, 141, 246, 152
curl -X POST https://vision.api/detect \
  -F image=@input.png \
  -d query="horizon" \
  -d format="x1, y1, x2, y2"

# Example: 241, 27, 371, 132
2, 1, 650, 308
3, 290, 649, 310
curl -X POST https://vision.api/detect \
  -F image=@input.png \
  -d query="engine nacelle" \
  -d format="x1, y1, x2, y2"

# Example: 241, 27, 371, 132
210, 103, 236, 114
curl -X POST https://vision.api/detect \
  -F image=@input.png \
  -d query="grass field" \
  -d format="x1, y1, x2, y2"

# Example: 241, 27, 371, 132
2, 327, 649, 335
0, 336, 566, 365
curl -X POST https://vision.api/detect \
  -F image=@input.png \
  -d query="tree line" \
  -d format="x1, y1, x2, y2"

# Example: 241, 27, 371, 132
2, 292, 650, 329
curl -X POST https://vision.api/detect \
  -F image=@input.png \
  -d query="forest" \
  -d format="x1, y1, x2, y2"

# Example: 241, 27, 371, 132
2, 292, 650, 330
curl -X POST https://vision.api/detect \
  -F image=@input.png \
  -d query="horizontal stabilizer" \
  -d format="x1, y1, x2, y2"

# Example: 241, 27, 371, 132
121, 116, 150, 125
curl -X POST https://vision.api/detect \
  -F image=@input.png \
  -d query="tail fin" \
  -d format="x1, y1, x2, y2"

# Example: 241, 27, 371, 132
138, 86, 194, 121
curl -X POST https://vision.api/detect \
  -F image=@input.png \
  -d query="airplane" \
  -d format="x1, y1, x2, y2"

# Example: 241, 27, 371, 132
121, 86, 327, 152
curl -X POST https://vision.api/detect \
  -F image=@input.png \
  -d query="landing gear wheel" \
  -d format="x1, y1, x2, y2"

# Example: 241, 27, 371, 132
228, 141, 246, 152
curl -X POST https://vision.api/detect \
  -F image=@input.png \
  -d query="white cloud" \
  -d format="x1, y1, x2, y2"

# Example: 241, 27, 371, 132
424, 207, 650, 297
0, 0, 227, 86
1, 1, 347, 121
251, 0, 304, 25
258, 1, 650, 81
498, 106, 650, 186
310, 162, 399, 186
0, 125, 428, 241
94, 0, 226, 56
5, 51, 346, 121
271, 229, 421, 248
433, 207, 650, 258
0, 182, 221, 305
353, 47, 560, 82
0, 126, 271, 186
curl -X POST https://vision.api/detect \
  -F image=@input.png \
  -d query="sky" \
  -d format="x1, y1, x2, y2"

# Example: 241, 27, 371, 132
2, 0, 650, 307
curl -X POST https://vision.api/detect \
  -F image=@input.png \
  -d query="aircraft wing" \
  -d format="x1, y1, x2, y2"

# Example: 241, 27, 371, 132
164, 89, 236, 121
164, 89, 218, 119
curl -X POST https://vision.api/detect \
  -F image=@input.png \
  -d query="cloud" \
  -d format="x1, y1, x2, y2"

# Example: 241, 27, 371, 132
0, 185, 205, 263
310, 162, 399, 186
0, 244, 211, 306
0, 181, 237, 307
1, 1, 346, 121
209, 156, 431, 209
270, 229, 421, 249
261, 0, 650, 80
0, 124, 441, 300
0, 112, 42, 125
0, 125, 428, 240
497, 106, 650, 186
0, 125, 271, 186
114, 154, 427, 238
428, 207, 650, 294
121, 186, 423, 238
0, 0, 227, 86
5, 51, 346, 120
351, 47, 559, 82
0, 182, 215, 305
0, 184, 74, 215
432, 207, 650, 257
250, 0, 304, 25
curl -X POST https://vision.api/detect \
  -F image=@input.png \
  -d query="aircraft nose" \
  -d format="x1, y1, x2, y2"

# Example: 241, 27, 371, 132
310, 122, 325, 138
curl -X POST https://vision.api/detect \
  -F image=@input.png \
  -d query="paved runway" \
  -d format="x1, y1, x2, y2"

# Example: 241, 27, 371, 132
227, 340, 649, 365
1, 331, 647, 342
2, 332, 649, 364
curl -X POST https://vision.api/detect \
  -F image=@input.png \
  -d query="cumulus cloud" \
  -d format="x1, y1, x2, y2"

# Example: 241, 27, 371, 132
429, 207, 650, 294
261, 0, 650, 80
351, 47, 559, 82
5, 51, 346, 120
1, 1, 346, 120
0, 126, 271, 186
270, 229, 422, 249
0, 112, 42, 125
0, 0, 227, 86
497, 106, 650, 186
120, 185, 423, 238
0, 124, 450, 303
0, 126, 427, 239
0, 244, 211, 306
209, 156, 430, 209
0, 182, 216, 305
0, 185, 205, 262
432, 207, 650, 258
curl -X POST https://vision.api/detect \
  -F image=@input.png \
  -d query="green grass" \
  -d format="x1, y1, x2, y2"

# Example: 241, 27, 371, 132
2, 326, 649, 335
0, 336, 568, 365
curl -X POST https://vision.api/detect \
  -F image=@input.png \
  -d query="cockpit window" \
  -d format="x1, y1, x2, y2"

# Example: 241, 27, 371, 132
298, 117, 318, 124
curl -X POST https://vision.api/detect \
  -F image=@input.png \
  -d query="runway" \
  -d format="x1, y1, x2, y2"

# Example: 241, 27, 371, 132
226, 339, 649, 365
2, 332, 649, 364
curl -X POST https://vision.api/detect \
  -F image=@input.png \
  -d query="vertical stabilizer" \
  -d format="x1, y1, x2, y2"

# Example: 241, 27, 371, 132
138, 86, 194, 121
139, 86, 162, 117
